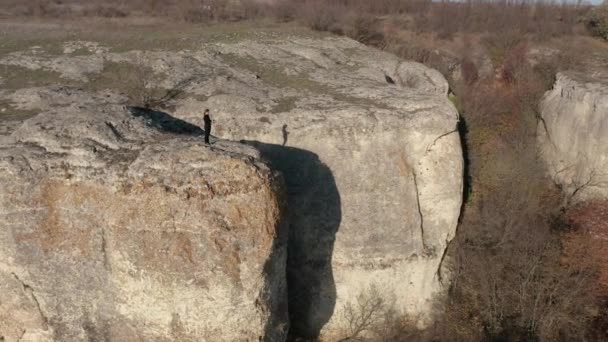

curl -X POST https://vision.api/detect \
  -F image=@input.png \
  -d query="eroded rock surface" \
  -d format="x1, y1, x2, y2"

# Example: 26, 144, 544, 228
0, 32, 463, 339
173, 37, 463, 338
0, 106, 288, 341
539, 71, 608, 203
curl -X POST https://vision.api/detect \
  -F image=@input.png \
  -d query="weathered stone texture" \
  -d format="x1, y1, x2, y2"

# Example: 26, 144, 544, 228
539, 71, 608, 203
171, 37, 463, 337
0, 106, 288, 341
0, 33, 463, 339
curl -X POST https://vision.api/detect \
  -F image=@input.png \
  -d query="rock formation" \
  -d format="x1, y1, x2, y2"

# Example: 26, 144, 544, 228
538, 71, 608, 203
0, 32, 463, 339
0, 105, 288, 341
172, 37, 463, 337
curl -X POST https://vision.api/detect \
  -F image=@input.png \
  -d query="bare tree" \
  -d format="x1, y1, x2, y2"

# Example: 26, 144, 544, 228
438, 149, 602, 341
338, 284, 415, 341
117, 53, 198, 110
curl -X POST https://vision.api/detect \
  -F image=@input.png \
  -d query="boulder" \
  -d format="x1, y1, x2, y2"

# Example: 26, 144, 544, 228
1, 32, 463, 339
538, 71, 608, 203
0, 105, 288, 341
171, 37, 463, 337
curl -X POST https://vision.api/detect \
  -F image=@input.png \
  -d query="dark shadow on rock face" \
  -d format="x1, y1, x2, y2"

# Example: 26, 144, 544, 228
457, 117, 472, 205
127, 106, 204, 136
260, 177, 290, 342
241, 140, 342, 339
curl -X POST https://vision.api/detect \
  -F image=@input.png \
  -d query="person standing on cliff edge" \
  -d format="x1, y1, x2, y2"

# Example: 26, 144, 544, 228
203, 109, 212, 144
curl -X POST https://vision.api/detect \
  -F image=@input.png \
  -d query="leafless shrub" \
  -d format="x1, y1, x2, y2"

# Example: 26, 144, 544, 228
554, 168, 608, 206
460, 57, 479, 85
436, 156, 601, 340
0, 0, 271, 21
176, 1, 211, 23
562, 200, 608, 292
413, 0, 586, 39
0, 0, 589, 42
90, 55, 195, 110
430, 48, 604, 339
83, 5, 128, 18
421, 26, 607, 338
584, 4, 608, 41
300, 1, 342, 33
337, 285, 425, 341
483, 30, 526, 69
142, 77, 195, 110
21, 0, 73, 17
339, 285, 397, 341
561, 200, 608, 339
343, 14, 386, 47
121, 60, 158, 108
393, 44, 432, 64
272, 0, 297, 22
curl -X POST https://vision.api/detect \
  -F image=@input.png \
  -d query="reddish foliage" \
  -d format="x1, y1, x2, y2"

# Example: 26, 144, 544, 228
563, 201, 608, 294
501, 41, 529, 84
461, 57, 479, 85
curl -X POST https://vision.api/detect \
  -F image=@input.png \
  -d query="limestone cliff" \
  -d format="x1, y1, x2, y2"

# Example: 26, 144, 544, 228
539, 71, 608, 203
171, 37, 463, 337
0, 106, 288, 341
0, 32, 463, 339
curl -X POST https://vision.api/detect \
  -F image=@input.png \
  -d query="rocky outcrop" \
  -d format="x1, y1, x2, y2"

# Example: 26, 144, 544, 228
171, 37, 463, 337
0, 32, 463, 339
0, 106, 288, 341
538, 71, 608, 203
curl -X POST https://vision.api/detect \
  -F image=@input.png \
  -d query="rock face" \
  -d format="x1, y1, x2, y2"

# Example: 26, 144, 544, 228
0, 106, 288, 341
0, 32, 463, 339
171, 37, 463, 337
539, 71, 608, 203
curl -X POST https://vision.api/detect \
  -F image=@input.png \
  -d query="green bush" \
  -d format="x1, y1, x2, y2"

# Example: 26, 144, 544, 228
585, 5, 608, 41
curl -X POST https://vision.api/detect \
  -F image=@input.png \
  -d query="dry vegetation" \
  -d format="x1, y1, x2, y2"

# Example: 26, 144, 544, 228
2, 0, 608, 340
585, 3, 608, 40
283, 2, 608, 339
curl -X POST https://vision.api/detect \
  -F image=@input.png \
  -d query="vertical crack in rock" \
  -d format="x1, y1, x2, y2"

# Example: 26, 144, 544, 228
17, 329, 26, 342
411, 170, 428, 253
436, 238, 451, 284
11, 273, 49, 330
536, 112, 556, 149
100, 227, 111, 271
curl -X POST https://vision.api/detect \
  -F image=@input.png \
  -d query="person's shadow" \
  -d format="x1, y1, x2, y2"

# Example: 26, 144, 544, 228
282, 124, 289, 146
241, 140, 342, 340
